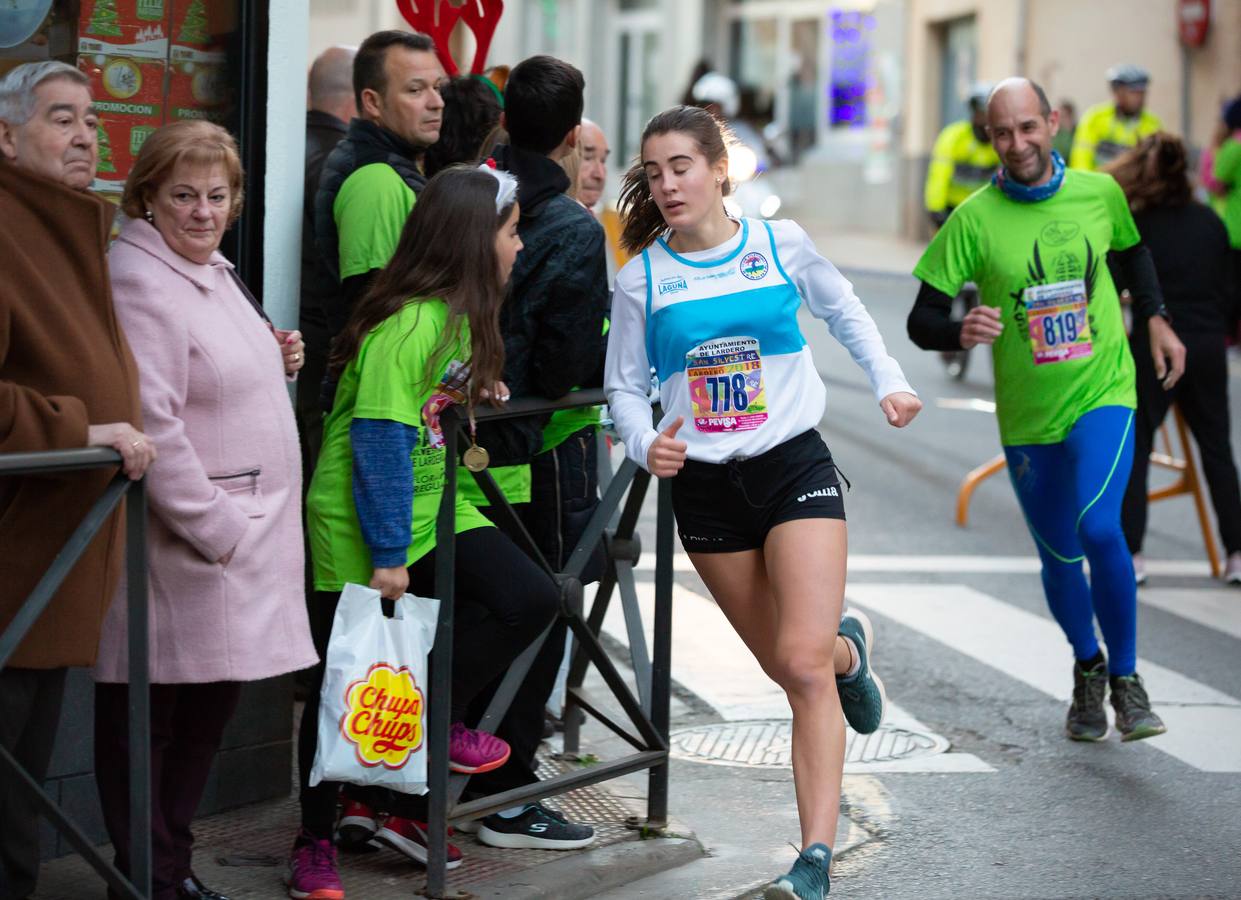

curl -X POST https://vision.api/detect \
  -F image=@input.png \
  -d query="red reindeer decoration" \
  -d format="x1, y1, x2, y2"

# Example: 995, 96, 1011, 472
394, 0, 505, 76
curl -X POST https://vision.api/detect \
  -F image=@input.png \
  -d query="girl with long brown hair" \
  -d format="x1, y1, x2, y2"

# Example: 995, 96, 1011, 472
606, 106, 921, 899
289, 166, 565, 895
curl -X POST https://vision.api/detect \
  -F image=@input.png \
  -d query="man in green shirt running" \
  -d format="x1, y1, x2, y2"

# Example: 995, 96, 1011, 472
908, 77, 1184, 745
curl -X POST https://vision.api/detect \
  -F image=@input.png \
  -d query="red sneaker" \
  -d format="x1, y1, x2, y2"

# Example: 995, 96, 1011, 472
375, 816, 463, 869
336, 797, 378, 848
449, 722, 510, 774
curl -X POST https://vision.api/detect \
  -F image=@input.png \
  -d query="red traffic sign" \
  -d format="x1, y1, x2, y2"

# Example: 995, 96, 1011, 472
1178, 0, 1210, 47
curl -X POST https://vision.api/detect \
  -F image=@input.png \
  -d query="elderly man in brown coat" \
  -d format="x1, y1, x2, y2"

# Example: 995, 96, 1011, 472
0, 61, 155, 898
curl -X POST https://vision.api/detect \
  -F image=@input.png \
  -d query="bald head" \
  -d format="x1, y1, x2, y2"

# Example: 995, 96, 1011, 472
986, 77, 1060, 187
578, 117, 610, 208
309, 46, 358, 122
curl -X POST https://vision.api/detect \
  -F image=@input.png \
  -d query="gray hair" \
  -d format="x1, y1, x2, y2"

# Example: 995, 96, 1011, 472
0, 61, 90, 126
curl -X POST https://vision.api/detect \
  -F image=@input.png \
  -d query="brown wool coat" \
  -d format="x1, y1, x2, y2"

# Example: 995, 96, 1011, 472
0, 164, 142, 669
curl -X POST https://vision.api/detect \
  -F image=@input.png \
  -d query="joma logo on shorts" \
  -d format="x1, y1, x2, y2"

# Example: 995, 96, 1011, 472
798, 486, 839, 502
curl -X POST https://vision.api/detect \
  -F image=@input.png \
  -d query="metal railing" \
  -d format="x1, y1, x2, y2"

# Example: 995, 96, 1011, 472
426, 389, 673, 898
0, 449, 152, 899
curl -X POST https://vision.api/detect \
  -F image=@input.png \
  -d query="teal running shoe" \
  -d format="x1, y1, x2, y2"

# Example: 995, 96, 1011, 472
763, 843, 831, 899
837, 609, 887, 734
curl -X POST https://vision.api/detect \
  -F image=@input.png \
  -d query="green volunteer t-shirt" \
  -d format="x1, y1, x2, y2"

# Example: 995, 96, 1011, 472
913, 169, 1139, 446
1212, 137, 1241, 249
458, 464, 532, 508
307, 299, 491, 591
334, 162, 416, 280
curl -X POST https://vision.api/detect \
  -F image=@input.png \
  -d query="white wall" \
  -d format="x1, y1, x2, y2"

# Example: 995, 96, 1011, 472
263, 0, 310, 330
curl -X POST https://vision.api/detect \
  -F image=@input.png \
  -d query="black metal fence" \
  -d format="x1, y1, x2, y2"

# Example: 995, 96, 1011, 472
426, 389, 673, 898
0, 389, 670, 900
0, 448, 152, 899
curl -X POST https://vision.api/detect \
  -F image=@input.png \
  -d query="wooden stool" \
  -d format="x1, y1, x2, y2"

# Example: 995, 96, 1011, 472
953, 406, 1221, 577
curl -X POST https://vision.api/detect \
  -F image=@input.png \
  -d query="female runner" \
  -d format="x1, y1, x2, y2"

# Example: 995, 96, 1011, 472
604, 106, 921, 900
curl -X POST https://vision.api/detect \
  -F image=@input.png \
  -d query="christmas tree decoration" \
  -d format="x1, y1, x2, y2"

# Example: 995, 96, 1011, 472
96, 123, 116, 174
86, 0, 123, 37
175, 0, 206, 44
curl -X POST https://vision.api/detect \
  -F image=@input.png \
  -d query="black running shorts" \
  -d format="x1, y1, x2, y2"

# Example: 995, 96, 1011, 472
670, 429, 846, 554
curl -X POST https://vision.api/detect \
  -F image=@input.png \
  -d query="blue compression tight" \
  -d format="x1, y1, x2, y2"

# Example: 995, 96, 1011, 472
1003, 405, 1138, 676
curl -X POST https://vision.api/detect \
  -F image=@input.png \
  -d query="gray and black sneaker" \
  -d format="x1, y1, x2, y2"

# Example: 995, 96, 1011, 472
1066, 658, 1109, 741
476, 802, 595, 850
1110, 673, 1167, 742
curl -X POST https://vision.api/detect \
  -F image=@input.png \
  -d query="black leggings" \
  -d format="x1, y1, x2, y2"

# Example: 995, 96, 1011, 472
298, 526, 559, 837
1122, 328, 1241, 555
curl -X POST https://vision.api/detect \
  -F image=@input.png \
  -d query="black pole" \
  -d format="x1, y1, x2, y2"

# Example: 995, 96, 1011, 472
426, 413, 459, 899
126, 479, 152, 897
647, 476, 674, 828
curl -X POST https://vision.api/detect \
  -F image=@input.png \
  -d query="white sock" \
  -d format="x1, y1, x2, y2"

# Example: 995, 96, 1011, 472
840, 636, 861, 678
496, 804, 530, 819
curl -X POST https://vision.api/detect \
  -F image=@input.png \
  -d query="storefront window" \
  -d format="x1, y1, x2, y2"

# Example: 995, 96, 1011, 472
2, 0, 242, 198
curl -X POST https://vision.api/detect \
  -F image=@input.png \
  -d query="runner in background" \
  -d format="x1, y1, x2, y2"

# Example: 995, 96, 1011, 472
607, 105, 920, 900
909, 78, 1184, 745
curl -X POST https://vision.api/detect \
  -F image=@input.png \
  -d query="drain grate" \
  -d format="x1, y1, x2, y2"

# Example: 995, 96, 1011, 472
669, 719, 949, 768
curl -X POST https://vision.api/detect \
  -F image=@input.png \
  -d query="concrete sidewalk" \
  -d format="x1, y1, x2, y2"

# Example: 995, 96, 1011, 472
795, 213, 928, 278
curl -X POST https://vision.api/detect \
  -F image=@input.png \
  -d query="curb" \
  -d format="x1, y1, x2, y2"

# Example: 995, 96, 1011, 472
721, 815, 873, 900
457, 834, 705, 899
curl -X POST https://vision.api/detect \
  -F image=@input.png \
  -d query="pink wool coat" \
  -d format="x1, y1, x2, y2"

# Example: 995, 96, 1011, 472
94, 217, 318, 684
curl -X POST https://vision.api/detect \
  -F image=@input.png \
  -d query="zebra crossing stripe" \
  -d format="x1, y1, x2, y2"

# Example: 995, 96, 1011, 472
845, 583, 1241, 773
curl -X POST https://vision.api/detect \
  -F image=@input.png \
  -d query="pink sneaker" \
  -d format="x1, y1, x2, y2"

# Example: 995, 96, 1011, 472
449, 722, 511, 774
286, 831, 345, 899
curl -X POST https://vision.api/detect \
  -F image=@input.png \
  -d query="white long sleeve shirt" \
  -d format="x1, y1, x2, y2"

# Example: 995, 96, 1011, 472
604, 217, 914, 468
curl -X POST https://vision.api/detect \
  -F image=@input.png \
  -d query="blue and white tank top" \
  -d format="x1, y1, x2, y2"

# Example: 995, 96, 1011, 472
605, 217, 913, 467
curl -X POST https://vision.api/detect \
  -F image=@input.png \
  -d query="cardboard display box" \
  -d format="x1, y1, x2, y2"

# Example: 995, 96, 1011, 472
78, 54, 166, 192
78, 0, 170, 60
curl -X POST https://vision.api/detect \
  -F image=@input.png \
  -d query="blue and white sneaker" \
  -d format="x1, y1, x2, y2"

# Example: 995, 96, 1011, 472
763, 842, 831, 899
836, 609, 886, 734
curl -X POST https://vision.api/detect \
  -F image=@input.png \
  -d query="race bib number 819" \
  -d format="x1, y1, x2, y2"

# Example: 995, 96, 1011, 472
1024, 279, 1093, 365
686, 336, 768, 433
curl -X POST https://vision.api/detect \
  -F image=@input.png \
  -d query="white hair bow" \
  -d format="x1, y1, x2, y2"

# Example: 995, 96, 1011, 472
478, 160, 519, 214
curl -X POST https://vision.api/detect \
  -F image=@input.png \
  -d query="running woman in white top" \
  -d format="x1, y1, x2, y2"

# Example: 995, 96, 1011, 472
604, 106, 921, 900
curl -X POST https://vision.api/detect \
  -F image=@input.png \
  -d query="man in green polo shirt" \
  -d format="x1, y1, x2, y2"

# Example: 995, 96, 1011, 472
314, 30, 446, 339
908, 77, 1184, 746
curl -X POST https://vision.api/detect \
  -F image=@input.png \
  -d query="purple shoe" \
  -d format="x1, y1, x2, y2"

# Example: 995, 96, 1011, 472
286, 831, 345, 899
449, 722, 510, 774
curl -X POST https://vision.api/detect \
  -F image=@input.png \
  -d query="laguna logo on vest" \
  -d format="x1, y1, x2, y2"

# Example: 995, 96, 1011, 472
341, 662, 426, 769
659, 274, 688, 295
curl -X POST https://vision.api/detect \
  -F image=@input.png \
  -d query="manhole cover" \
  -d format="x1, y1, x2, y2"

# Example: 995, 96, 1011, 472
669, 719, 949, 768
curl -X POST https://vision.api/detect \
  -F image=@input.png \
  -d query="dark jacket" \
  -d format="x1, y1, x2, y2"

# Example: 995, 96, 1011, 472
482, 144, 608, 464
300, 110, 349, 338
0, 165, 143, 668
314, 119, 428, 334
1133, 203, 1237, 334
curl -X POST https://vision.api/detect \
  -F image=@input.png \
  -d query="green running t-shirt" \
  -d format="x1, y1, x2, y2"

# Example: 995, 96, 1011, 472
307, 299, 491, 591
914, 169, 1140, 446
334, 162, 417, 280
1212, 137, 1241, 249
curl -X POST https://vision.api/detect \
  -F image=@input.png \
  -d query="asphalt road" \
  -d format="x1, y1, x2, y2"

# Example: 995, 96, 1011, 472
616, 265, 1241, 899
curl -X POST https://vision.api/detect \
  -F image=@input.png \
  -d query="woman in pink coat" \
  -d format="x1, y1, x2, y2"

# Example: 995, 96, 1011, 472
93, 120, 318, 900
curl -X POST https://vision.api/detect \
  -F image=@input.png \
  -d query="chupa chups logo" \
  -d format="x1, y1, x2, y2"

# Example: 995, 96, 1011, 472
740, 251, 769, 280
340, 662, 425, 769
658, 274, 688, 295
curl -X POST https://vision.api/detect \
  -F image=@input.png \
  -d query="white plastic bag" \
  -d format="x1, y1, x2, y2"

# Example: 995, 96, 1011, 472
308, 583, 440, 795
